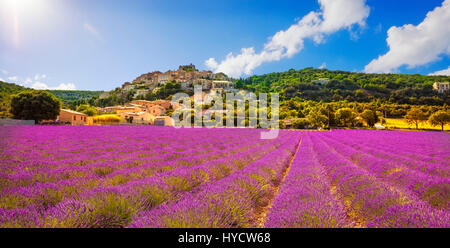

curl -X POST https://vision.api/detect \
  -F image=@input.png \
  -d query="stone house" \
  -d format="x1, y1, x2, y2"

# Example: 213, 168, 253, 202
148, 105, 166, 116
433, 82, 449, 93
115, 106, 143, 115
58, 109, 88, 125
154, 116, 175, 126
121, 112, 155, 125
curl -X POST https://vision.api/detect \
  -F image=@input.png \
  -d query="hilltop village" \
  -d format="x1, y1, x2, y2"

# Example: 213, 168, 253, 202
58, 64, 237, 126
99, 64, 235, 99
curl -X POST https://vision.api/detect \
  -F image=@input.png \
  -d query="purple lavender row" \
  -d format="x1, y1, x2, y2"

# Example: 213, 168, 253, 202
310, 134, 449, 227
325, 130, 449, 173
0, 131, 287, 216
317, 131, 449, 210
0, 126, 254, 173
0, 125, 270, 193
265, 133, 349, 228
0, 133, 266, 191
0, 127, 292, 227
127, 133, 302, 228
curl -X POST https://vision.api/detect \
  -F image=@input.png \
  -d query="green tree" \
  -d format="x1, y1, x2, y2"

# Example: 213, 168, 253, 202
405, 107, 427, 130
10, 90, 61, 122
292, 118, 310, 129
360, 109, 379, 127
428, 110, 450, 131
307, 111, 328, 129
76, 104, 98, 116
335, 108, 356, 127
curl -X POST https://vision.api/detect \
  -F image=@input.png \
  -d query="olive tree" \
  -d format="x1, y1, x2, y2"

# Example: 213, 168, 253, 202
428, 110, 450, 131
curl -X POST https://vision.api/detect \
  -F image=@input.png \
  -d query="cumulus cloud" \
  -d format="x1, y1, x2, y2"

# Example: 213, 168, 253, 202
319, 62, 327, 69
429, 66, 450, 76
7, 76, 19, 81
2, 73, 76, 90
205, 0, 370, 78
53, 83, 76, 90
34, 74, 47, 81
31, 81, 76, 90
30, 81, 50, 90
365, 0, 450, 73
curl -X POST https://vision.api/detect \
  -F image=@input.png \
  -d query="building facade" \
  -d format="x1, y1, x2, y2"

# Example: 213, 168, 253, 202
58, 109, 88, 125
433, 82, 450, 93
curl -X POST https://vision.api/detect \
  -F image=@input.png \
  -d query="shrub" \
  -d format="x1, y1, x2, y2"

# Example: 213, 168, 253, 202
93, 114, 121, 124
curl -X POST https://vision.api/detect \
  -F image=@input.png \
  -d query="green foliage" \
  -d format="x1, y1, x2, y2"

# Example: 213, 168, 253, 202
307, 110, 328, 128
360, 109, 379, 127
93, 114, 121, 124
292, 118, 311, 129
335, 108, 357, 127
47, 90, 103, 103
428, 110, 450, 131
10, 90, 61, 122
76, 104, 98, 116
236, 68, 449, 105
405, 107, 427, 130
148, 81, 184, 100
0, 81, 28, 117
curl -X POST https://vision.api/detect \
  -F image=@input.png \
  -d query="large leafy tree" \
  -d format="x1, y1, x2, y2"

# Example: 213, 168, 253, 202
360, 109, 379, 127
428, 110, 450, 131
335, 108, 356, 127
405, 107, 427, 130
10, 90, 61, 122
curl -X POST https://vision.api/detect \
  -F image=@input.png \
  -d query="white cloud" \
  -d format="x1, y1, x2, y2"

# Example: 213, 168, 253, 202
429, 66, 450, 76
2, 73, 76, 90
53, 83, 76, 90
31, 81, 76, 90
34, 74, 47, 81
31, 81, 50, 90
319, 62, 327, 69
7, 76, 19, 81
25, 77, 33, 84
365, 0, 450, 73
205, 0, 370, 78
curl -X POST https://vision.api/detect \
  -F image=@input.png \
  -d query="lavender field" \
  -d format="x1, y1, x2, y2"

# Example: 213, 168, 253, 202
0, 126, 448, 228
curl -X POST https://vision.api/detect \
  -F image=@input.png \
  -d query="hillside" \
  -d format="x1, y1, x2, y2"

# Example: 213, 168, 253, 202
236, 68, 450, 105
0, 81, 104, 116
47, 90, 103, 107
0, 81, 29, 117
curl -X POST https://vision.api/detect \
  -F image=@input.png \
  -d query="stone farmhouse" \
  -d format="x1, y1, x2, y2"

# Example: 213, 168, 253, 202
121, 111, 155, 125
58, 109, 89, 125
154, 116, 175, 126
433, 82, 449, 93
97, 99, 175, 126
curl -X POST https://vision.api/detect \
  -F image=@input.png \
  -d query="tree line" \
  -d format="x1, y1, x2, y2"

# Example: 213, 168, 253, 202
235, 68, 449, 105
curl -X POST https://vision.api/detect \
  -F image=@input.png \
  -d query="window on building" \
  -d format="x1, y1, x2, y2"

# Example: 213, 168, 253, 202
74, 116, 76, 121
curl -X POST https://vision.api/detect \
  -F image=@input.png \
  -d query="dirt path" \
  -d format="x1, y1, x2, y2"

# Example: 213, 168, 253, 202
254, 137, 303, 228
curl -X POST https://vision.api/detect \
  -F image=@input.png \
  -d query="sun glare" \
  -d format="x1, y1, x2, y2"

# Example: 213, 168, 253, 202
0, 0, 53, 47
2, 0, 49, 16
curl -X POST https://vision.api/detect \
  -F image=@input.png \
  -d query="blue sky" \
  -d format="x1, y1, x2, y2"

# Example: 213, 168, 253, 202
0, 0, 449, 91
